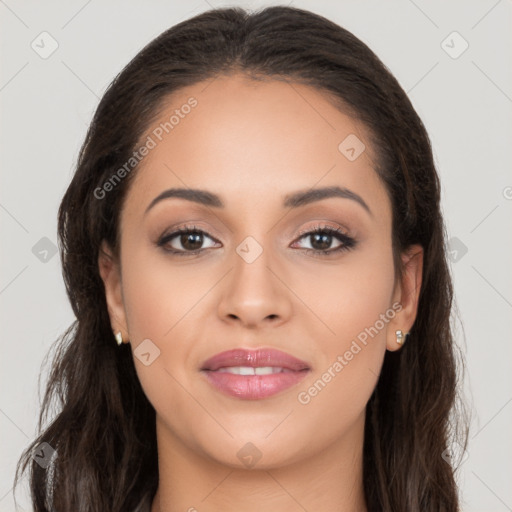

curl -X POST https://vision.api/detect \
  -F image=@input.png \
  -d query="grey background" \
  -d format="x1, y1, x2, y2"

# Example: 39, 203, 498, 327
1, 1, 511, 510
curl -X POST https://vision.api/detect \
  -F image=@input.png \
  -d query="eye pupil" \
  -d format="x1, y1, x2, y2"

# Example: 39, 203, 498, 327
311, 233, 331, 251
181, 232, 203, 250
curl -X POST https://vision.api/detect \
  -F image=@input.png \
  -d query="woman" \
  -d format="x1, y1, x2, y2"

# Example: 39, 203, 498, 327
15, 5, 468, 511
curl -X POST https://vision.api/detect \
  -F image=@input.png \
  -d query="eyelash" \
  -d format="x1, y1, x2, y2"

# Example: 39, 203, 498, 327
157, 224, 357, 257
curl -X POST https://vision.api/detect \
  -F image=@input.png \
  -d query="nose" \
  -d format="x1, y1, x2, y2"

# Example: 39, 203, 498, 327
217, 242, 293, 329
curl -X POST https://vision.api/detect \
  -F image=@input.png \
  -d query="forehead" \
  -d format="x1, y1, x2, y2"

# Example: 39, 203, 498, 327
123, 73, 388, 219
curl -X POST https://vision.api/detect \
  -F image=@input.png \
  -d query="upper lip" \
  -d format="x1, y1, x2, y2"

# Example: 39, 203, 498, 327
200, 348, 311, 372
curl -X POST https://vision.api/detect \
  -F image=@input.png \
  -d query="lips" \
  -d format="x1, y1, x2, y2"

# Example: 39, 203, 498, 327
200, 348, 311, 372
200, 348, 311, 400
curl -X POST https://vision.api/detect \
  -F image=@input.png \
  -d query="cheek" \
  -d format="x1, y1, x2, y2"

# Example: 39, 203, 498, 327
293, 239, 395, 415
120, 244, 212, 343
290, 233, 396, 347
119, 246, 211, 429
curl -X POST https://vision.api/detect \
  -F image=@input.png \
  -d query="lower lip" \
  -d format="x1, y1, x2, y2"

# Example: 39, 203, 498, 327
202, 369, 310, 400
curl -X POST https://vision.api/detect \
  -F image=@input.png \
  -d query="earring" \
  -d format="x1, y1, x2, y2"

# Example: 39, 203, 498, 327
114, 331, 123, 346
395, 329, 409, 346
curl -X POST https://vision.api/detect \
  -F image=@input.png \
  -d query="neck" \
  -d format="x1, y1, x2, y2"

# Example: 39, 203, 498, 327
150, 413, 368, 512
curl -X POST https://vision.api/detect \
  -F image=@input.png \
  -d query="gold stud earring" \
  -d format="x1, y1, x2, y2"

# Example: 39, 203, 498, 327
395, 330, 409, 345
114, 331, 123, 346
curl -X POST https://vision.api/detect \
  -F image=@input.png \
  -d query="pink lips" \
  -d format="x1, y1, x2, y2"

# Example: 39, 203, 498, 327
200, 348, 311, 400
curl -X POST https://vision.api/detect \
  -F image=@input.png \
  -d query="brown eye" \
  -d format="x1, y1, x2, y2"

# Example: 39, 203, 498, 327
178, 231, 204, 251
157, 226, 219, 255
306, 231, 337, 251
292, 226, 356, 255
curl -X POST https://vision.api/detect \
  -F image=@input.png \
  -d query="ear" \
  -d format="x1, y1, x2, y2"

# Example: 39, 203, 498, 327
98, 240, 129, 343
387, 244, 423, 352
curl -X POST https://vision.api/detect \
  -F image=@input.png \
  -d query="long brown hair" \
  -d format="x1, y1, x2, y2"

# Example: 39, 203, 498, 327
14, 5, 468, 511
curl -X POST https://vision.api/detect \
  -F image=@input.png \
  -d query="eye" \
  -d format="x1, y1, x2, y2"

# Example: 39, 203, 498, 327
292, 225, 356, 255
157, 225, 219, 256
156, 224, 356, 257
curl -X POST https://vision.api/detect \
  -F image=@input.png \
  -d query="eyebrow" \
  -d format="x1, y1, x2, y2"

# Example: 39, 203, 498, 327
144, 185, 372, 216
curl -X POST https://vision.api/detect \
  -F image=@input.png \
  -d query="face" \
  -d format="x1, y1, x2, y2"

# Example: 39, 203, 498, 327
99, 73, 422, 469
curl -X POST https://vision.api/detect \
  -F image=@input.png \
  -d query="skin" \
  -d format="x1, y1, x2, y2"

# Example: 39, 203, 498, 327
98, 73, 423, 512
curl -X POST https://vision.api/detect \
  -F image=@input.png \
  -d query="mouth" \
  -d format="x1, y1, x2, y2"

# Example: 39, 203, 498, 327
200, 348, 311, 400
